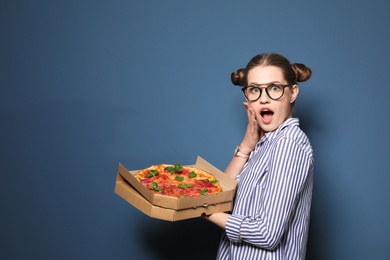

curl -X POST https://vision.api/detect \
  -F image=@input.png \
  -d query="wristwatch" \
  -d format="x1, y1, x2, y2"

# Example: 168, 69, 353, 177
234, 145, 249, 159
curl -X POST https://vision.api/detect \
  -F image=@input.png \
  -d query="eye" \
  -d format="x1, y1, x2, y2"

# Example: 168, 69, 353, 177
249, 86, 261, 93
269, 84, 282, 92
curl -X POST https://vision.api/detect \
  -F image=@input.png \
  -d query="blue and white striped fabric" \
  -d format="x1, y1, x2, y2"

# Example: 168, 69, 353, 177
217, 118, 314, 260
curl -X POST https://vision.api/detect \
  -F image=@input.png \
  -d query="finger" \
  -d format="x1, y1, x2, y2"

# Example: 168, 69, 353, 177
243, 102, 254, 116
248, 107, 256, 121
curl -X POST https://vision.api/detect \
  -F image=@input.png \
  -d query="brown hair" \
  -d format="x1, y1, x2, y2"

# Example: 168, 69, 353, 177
231, 53, 312, 86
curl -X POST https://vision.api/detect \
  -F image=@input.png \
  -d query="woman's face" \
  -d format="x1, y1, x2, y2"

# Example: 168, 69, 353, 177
246, 65, 299, 134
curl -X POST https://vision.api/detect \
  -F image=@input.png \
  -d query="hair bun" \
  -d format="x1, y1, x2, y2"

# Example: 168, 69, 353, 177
292, 63, 312, 82
231, 68, 246, 86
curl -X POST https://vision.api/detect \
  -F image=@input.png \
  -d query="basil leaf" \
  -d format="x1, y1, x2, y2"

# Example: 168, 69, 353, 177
165, 163, 183, 174
211, 179, 219, 184
200, 188, 208, 196
174, 163, 182, 172
188, 172, 197, 178
146, 170, 158, 178
151, 181, 162, 192
165, 166, 176, 174
175, 176, 184, 182
178, 184, 192, 189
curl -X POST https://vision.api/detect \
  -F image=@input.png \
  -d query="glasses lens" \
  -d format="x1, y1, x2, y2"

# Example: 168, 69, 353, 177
267, 84, 284, 100
245, 87, 261, 101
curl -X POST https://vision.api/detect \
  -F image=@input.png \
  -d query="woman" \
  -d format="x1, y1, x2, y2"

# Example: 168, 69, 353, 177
205, 53, 314, 259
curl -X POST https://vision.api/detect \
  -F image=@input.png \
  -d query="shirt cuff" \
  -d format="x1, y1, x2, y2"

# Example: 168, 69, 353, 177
226, 214, 246, 242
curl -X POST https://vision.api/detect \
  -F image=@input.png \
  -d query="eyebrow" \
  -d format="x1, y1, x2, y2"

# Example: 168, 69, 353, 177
248, 81, 283, 86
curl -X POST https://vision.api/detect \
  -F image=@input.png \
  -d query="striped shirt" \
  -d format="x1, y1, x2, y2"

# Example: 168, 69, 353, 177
217, 118, 314, 260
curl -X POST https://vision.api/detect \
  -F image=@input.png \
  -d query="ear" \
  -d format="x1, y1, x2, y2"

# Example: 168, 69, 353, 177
290, 84, 299, 103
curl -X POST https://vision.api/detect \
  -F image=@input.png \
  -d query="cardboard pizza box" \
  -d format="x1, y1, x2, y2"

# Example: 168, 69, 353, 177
115, 173, 234, 221
114, 156, 237, 221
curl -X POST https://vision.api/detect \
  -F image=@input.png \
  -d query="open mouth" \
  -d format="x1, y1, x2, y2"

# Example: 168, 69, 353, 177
260, 109, 274, 123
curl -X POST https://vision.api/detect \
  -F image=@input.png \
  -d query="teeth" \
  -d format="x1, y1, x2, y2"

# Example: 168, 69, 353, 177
261, 109, 273, 117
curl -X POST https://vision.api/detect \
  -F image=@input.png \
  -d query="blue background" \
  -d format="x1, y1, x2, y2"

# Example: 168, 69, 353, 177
1, 0, 390, 259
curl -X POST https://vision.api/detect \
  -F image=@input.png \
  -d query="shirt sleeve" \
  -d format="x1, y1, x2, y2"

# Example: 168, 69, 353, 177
225, 137, 313, 249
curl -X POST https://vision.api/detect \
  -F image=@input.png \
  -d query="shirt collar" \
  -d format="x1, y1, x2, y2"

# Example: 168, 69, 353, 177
259, 118, 300, 143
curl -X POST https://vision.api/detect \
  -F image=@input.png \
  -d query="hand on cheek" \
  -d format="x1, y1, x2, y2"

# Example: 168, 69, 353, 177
242, 102, 259, 152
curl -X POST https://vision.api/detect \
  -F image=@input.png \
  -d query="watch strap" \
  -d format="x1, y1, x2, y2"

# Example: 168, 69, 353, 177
234, 145, 249, 159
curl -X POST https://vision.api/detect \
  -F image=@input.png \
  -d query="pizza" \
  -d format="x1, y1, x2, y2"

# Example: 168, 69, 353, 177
134, 163, 222, 198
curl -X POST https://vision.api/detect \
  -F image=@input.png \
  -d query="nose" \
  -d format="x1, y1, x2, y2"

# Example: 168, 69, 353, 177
258, 88, 270, 104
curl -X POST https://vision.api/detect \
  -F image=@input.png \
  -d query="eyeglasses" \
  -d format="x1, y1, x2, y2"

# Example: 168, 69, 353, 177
241, 83, 293, 101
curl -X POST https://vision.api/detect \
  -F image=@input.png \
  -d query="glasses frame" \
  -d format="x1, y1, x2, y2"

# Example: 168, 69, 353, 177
241, 84, 293, 101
